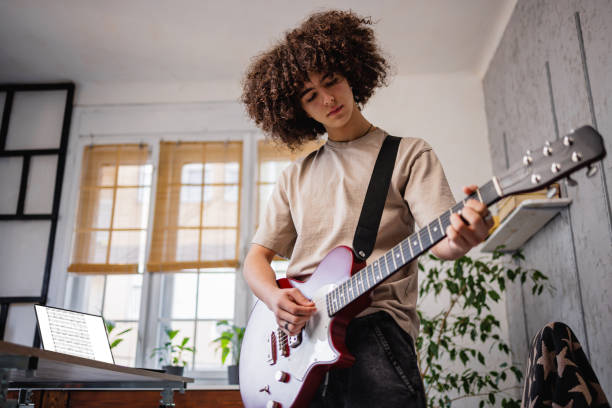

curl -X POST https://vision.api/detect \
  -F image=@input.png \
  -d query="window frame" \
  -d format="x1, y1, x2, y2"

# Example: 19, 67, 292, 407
56, 103, 263, 382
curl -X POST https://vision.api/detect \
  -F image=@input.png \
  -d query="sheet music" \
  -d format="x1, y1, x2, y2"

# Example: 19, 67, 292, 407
35, 305, 114, 364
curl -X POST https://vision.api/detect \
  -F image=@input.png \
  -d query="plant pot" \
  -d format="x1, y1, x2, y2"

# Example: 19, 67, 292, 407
163, 365, 184, 376
228, 364, 239, 385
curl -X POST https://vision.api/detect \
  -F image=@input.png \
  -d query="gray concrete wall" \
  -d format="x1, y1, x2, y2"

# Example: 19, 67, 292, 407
483, 0, 612, 397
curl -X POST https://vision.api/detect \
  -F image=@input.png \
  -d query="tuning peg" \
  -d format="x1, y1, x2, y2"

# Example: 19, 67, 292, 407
586, 164, 599, 178
543, 141, 552, 156
563, 135, 574, 146
566, 176, 578, 187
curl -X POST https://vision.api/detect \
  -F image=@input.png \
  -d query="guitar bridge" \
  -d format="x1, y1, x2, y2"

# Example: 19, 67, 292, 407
289, 332, 302, 348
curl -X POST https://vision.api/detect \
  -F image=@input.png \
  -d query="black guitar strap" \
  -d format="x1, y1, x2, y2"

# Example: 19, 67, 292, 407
352, 135, 401, 261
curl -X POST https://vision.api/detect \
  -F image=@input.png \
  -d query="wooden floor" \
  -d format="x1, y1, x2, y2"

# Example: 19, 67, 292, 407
7, 389, 244, 408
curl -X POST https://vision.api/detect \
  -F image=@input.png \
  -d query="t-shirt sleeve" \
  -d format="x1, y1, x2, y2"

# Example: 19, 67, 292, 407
251, 168, 297, 259
403, 145, 455, 228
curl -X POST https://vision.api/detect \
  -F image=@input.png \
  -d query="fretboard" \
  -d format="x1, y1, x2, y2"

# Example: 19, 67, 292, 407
325, 179, 501, 316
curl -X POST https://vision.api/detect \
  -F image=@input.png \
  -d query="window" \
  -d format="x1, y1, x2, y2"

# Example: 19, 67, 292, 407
148, 141, 242, 370
67, 144, 152, 366
65, 136, 321, 377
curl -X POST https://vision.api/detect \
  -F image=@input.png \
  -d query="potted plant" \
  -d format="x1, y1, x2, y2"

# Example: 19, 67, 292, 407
212, 320, 245, 385
150, 328, 195, 376
417, 248, 551, 407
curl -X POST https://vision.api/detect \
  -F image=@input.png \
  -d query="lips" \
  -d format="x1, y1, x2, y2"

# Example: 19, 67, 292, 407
327, 105, 343, 116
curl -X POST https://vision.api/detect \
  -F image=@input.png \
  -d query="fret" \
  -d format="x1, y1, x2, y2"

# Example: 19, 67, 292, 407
385, 251, 396, 274
411, 233, 421, 255
401, 239, 412, 260
393, 245, 404, 266
367, 265, 375, 288
360, 270, 369, 291
430, 217, 445, 242
355, 272, 363, 294
451, 201, 464, 214
476, 188, 483, 203
426, 223, 434, 243
346, 279, 354, 301
351, 276, 358, 298
332, 291, 338, 314
373, 260, 381, 282
341, 283, 348, 307
440, 210, 452, 231
379, 256, 388, 277
343, 281, 350, 303
336, 287, 343, 309
419, 227, 432, 249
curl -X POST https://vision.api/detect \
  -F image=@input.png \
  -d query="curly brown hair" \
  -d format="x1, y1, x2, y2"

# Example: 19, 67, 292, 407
241, 10, 390, 149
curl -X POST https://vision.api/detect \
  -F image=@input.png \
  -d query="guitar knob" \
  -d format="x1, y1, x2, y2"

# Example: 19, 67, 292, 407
522, 155, 533, 166
275, 371, 290, 383
266, 401, 282, 408
572, 152, 583, 162
563, 135, 574, 146
542, 145, 552, 156
531, 174, 541, 184
551, 163, 561, 173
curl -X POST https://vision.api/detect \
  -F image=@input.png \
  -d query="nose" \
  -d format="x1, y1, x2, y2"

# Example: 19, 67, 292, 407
322, 90, 335, 106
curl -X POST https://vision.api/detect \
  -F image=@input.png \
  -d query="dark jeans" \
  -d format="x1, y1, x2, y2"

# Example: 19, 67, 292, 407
309, 311, 426, 408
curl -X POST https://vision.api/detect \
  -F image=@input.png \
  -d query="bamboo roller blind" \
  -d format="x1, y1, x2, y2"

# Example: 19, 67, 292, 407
68, 144, 151, 274
147, 141, 242, 272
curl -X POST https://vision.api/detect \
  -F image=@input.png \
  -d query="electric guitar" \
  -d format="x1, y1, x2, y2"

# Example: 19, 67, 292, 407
239, 125, 606, 408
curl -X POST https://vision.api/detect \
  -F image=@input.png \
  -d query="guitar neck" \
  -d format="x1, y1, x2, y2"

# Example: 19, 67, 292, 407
326, 179, 502, 316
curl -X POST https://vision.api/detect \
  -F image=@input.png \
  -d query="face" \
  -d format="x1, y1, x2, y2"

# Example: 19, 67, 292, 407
299, 72, 355, 130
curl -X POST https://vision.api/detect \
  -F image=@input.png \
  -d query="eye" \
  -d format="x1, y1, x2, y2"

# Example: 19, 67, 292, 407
306, 92, 317, 103
325, 77, 339, 87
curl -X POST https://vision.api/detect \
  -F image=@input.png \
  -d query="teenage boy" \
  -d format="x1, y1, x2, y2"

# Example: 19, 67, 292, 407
241, 10, 492, 407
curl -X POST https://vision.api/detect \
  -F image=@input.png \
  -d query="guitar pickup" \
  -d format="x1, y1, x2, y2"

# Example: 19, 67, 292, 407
277, 328, 290, 357
266, 332, 277, 365
289, 332, 302, 348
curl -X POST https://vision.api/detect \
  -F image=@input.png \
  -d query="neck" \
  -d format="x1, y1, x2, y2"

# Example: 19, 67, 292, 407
326, 104, 372, 142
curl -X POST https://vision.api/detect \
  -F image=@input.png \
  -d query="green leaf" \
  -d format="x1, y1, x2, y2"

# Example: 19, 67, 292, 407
110, 339, 123, 349
116, 328, 132, 336
181, 337, 189, 347
167, 329, 179, 340
221, 348, 230, 364
488, 290, 500, 302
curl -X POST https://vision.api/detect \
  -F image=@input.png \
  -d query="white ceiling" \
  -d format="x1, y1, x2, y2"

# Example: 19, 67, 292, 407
0, 0, 515, 85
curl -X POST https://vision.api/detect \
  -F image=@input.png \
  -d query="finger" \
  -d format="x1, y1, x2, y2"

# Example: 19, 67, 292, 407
277, 319, 305, 336
289, 288, 315, 307
276, 309, 303, 325
450, 213, 480, 247
462, 184, 478, 195
446, 224, 470, 252
460, 207, 488, 242
278, 300, 316, 318
464, 199, 487, 216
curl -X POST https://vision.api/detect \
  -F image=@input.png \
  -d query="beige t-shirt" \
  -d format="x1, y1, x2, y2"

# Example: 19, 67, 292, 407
252, 128, 455, 340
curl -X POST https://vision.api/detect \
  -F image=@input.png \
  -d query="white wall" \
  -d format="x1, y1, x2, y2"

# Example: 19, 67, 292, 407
364, 73, 493, 198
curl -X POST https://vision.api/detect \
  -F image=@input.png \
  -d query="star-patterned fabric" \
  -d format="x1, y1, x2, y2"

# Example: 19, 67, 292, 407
521, 322, 609, 408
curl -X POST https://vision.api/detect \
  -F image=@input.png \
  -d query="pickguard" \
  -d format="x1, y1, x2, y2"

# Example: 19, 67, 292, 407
287, 283, 339, 381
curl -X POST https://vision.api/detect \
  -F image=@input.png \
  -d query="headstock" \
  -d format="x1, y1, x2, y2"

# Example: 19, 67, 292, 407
497, 125, 606, 197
